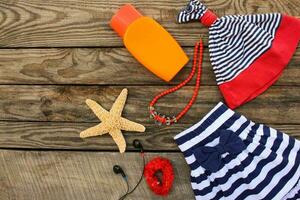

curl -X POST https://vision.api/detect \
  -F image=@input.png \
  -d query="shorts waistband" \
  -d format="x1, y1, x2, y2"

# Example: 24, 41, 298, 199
174, 102, 240, 155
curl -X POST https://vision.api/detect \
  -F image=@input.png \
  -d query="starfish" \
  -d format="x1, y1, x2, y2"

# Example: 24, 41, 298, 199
80, 88, 146, 153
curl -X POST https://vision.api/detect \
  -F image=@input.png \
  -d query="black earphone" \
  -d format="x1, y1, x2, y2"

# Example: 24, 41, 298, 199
133, 139, 144, 153
113, 165, 126, 178
113, 139, 145, 200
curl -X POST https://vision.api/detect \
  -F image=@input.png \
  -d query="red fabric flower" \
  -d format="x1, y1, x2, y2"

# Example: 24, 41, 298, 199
144, 157, 174, 196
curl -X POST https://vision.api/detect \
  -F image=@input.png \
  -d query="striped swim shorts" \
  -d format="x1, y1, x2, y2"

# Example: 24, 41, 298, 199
174, 102, 300, 200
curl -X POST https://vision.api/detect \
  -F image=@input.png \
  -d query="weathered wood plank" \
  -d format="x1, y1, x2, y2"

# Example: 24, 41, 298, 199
0, 85, 299, 124
0, 150, 194, 200
0, 122, 299, 151
0, 47, 299, 85
0, 0, 298, 47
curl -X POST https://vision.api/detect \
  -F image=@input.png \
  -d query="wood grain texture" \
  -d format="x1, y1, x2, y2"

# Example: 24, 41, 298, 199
0, 0, 299, 199
0, 122, 300, 151
0, 85, 299, 124
0, 46, 299, 85
0, 0, 298, 47
0, 85, 300, 124
0, 150, 194, 200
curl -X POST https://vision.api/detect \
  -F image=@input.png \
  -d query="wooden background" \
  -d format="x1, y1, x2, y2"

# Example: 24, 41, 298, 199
0, 0, 299, 199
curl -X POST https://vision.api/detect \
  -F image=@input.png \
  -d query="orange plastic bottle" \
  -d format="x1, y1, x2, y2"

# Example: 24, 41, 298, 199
110, 4, 189, 82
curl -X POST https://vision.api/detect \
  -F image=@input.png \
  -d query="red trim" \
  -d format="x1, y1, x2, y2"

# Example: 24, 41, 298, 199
200, 10, 218, 27
219, 15, 300, 109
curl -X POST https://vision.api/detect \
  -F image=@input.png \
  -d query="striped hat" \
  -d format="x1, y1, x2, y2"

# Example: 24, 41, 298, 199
178, 0, 300, 109
174, 102, 300, 200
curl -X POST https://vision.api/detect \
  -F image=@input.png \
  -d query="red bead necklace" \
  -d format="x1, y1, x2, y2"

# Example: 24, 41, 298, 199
149, 40, 203, 125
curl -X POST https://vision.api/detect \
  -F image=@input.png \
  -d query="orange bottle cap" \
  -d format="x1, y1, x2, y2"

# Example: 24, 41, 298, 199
110, 4, 143, 38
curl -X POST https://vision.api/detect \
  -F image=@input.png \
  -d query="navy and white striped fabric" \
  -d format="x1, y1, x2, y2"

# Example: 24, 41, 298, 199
209, 14, 282, 84
177, 0, 282, 84
177, 0, 207, 24
174, 102, 300, 200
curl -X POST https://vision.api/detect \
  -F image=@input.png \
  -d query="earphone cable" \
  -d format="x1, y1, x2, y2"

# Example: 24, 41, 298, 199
126, 153, 145, 195
119, 177, 130, 200
119, 153, 145, 200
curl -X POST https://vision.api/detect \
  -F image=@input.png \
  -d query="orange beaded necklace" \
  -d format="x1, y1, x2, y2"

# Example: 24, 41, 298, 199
149, 40, 203, 125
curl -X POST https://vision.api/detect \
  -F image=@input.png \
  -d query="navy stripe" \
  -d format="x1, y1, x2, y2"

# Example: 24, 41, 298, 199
214, 29, 272, 81
208, 13, 282, 84
286, 191, 300, 200
194, 143, 276, 199
188, 118, 252, 170
192, 140, 264, 195
247, 123, 259, 138
259, 125, 270, 146
211, 26, 263, 70
185, 113, 241, 162
265, 144, 300, 199
192, 123, 274, 195
223, 150, 278, 199
189, 120, 252, 181
177, 0, 207, 23
235, 137, 296, 199
175, 102, 300, 199
217, 28, 272, 75
175, 104, 228, 146
271, 130, 283, 152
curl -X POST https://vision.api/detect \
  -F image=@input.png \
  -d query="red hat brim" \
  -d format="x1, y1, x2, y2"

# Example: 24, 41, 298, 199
219, 15, 300, 109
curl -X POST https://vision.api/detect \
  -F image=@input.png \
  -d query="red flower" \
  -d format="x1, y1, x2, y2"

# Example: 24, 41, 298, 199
144, 157, 174, 196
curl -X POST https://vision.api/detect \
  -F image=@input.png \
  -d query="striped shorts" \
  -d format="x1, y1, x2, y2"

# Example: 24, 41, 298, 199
174, 102, 300, 200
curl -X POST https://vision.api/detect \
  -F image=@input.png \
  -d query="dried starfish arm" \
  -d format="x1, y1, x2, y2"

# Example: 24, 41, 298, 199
80, 88, 145, 154
120, 117, 146, 132
80, 123, 108, 138
86, 99, 109, 121
110, 88, 128, 117
110, 129, 126, 153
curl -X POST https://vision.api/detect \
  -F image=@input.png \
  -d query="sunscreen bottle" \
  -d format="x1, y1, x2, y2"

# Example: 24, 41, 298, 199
110, 4, 189, 82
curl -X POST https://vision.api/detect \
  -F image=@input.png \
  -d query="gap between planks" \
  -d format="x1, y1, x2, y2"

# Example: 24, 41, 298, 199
0, 150, 195, 200
0, 121, 299, 151
0, 85, 299, 124
0, 46, 298, 85
0, 0, 299, 47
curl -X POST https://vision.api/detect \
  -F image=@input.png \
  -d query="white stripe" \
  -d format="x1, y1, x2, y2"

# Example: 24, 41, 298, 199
211, 24, 261, 70
193, 125, 294, 199
275, 164, 300, 200
192, 144, 263, 189
282, 179, 300, 200
228, 135, 297, 199
213, 23, 267, 72
186, 154, 196, 164
205, 137, 220, 147
178, 109, 235, 152
177, 0, 208, 23
244, 141, 300, 200
228, 115, 248, 132
192, 124, 273, 190
196, 146, 273, 199
214, 15, 280, 83
174, 102, 224, 140
208, 13, 282, 85
264, 127, 277, 150
203, 116, 247, 148
190, 120, 255, 178
220, 27, 271, 73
